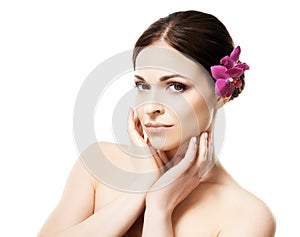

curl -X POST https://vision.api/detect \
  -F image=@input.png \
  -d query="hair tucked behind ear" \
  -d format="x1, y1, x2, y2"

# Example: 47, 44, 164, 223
132, 10, 245, 100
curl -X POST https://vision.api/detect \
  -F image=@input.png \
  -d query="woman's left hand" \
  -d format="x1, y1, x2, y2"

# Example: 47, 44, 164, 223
145, 132, 214, 215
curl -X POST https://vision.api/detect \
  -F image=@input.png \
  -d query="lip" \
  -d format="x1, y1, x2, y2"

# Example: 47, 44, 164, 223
144, 122, 173, 128
144, 122, 174, 133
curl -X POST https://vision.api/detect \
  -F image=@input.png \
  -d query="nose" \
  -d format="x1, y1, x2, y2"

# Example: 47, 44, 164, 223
144, 102, 165, 116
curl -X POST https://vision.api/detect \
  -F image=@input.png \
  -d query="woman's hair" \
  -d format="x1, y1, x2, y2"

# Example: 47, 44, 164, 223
132, 10, 245, 100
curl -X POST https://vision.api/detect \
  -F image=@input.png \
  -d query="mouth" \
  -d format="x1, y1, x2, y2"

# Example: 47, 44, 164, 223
144, 122, 174, 133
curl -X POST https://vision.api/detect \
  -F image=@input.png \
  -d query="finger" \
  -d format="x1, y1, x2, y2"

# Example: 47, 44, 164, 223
133, 109, 144, 137
207, 132, 214, 162
198, 132, 208, 164
152, 137, 198, 186
193, 132, 208, 169
196, 132, 210, 178
148, 145, 164, 170
182, 136, 198, 164
157, 150, 170, 166
166, 137, 198, 177
127, 109, 145, 147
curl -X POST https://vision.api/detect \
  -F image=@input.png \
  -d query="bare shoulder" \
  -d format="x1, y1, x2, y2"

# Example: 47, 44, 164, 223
218, 182, 276, 237
81, 141, 127, 157
80, 141, 133, 180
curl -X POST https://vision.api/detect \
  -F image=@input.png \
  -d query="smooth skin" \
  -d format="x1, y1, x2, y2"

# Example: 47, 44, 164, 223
37, 112, 276, 237
38, 44, 276, 237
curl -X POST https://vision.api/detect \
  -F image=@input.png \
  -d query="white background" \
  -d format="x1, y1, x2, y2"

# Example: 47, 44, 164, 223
1, 0, 299, 236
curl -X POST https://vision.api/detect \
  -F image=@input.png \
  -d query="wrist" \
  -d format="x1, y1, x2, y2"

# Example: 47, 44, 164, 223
145, 205, 173, 222
143, 204, 174, 237
145, 198, 174, 217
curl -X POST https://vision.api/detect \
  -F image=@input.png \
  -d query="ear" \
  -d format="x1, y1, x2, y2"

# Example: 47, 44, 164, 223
215, 96, 231, 109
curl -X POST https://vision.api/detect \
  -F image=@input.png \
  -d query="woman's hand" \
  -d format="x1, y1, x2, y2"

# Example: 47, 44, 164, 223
145, 132, 213, 214
127, 108, 167, 182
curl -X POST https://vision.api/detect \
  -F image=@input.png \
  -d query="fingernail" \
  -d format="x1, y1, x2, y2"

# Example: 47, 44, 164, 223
204, 132, 208, 140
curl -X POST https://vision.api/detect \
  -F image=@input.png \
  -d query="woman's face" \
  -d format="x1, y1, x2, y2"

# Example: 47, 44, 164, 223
134, 42, 218, 155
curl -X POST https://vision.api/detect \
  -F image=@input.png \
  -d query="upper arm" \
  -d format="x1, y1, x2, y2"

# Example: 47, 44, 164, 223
38, 158, 96, 237
219, 202, 276, 237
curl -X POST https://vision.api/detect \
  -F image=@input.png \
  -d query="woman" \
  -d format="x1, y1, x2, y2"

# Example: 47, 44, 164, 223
38, 10, 276, 237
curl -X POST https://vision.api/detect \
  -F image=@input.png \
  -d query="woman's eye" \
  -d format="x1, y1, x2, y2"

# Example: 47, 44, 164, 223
135, 82, 150, 91
168, 82, 186, 92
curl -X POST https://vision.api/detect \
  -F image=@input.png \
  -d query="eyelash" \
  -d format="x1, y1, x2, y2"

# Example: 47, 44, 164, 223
134, 82, 150, 90
168, 82, 187, 92
134, 81, 188, 93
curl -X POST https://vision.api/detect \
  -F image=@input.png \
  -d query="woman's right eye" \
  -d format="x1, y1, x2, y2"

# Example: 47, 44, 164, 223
135, 82, 150, 91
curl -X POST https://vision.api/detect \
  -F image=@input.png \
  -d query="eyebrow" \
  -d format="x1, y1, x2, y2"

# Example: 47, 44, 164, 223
134, 74, 191, 82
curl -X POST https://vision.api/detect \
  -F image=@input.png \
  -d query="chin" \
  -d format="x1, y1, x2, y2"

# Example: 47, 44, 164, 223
148, 135, 180, 151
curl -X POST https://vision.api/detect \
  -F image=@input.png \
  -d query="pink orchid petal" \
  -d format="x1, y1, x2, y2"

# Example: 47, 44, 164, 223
235, 79, 243, 88
211, 65, 229, 80
235, 62, 250, 71
211, 46, 249, 97
215, 79, 235, 97
227, 67, 244, 78
220, 55, 234, 69
230, 46, 241, 62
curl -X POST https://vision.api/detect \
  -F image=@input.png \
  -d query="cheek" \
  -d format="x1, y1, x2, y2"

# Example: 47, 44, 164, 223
193, 100, 212, 131
135, 106, 143, 118
176, 96, 212, 139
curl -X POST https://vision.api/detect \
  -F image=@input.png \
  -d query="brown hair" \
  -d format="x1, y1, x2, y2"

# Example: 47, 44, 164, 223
132, 10, 245, 100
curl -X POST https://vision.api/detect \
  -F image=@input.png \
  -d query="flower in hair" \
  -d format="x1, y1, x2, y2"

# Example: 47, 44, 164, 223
210, 46, 249, 97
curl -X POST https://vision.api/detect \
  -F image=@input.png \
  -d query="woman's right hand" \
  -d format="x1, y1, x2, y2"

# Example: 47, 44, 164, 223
127, 108, 166, 182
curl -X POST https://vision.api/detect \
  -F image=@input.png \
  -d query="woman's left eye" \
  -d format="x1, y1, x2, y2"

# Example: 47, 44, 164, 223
167, 82, 187, 92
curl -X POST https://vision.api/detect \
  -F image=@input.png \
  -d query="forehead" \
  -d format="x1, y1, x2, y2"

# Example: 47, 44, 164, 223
135, 45, 209, 80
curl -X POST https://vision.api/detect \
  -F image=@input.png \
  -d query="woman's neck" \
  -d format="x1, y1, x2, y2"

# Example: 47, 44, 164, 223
162, 140, 233, 186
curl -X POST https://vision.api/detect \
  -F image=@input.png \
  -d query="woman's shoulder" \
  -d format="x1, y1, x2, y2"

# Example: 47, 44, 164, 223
217, 182, 276, 236
179, 166, 276, 236
200, 165, 275, 220
79, 141, 134, 180
83, 141, 128, 153
202, 175, 276, 236
223, 182, 274, 216
81, 141, 130, 162
173, 179, 275, 236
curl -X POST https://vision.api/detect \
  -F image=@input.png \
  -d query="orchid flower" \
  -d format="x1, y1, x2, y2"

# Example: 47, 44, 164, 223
210, 46, 249, 98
